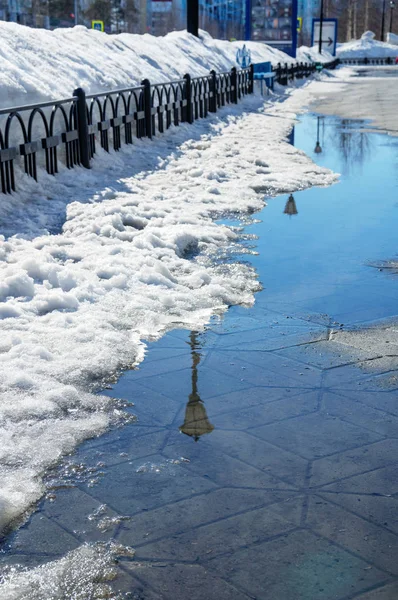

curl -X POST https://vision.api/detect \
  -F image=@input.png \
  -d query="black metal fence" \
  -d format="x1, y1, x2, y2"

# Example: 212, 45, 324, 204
0, 59, 338, 195
339, 57, 396, 65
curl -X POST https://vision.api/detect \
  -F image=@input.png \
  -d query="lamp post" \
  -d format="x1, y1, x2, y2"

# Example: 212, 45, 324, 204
381, 0, 387, 40
318, 0, 324, 54
390, 0, 396, 33
187, 0, 199, 36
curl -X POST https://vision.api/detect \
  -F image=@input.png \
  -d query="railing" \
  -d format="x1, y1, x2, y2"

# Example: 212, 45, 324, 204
0, 59, 337, 195
339, 57, 396, 65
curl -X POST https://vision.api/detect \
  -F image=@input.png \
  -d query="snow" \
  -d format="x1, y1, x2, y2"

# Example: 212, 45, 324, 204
297, 45, 334, 64
0, 22, 296, 108
0, 77, 338, 539
0, 542, 134, 599
337, 30, 398, 58
387, 32, 398, 45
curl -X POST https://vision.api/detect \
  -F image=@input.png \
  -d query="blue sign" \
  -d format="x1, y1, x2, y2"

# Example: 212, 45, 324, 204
236, 44, 252, 68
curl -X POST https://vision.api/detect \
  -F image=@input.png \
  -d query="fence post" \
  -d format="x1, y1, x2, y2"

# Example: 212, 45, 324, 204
141, 78, 152, 139
249, 63, 254, 94
73, 88, 91, 169
184, 73, 193, 124
230, 67, 238, 103
209, 70, 217, 112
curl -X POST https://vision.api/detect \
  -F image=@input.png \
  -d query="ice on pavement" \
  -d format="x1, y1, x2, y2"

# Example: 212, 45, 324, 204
0, 542, 134, 599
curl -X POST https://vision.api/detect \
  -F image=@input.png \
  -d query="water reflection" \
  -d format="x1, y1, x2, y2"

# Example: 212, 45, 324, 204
284, 194, 298, 216
338, 119, 371, 170
314, 116, 323, 154
179, 332, 214, 441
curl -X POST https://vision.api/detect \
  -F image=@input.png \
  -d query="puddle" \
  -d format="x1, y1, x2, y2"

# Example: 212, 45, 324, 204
2, 113, 398, 599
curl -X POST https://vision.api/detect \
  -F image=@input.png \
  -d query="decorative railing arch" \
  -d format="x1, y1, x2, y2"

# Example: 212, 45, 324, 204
0, 60, 337, 195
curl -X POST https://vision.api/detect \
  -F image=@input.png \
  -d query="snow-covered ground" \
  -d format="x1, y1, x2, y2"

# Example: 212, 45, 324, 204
337, 30, 398, 59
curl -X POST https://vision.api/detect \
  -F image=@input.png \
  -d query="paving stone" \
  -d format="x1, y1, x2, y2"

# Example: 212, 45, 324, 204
75, 428, 169, 467
135, 366, 251, 401
201, 429, 308, 486
104, 382, 184, 427
311, 439, 398, 488
207, 529, 387, 600
43, 487, 122, 543
353, 581, 398, 599
162, 431, 293, 489
203, 349, 321, 387
334, 389, 398, 417
134, 497, 302, 562
321, 464, 398, 496
111, 567, 164, 599
84, 454, 217, 515
220, 390, 319, 431
322, 392, 398, 437
117, 488, 294, 548
204, 385, 304, 418
124, 562, 252, 600
11, 513, 79, 556
318, 492, 398, 536
277, 340, 377, 369
130, 353, 194, 380
213, 322, 326, 351
306, 496, 398, 575
253, 412, 382, 460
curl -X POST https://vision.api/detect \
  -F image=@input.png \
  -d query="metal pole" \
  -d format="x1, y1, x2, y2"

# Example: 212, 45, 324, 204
318, 0, 324, 54
245, 0, 251, 40
381, 0, 386, 40
187, 0, 199, 36
390, 1, 395, 33
74, 0, 77, 25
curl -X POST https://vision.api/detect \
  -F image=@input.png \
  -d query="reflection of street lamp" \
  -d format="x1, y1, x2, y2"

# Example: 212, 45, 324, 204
284, 194, 298, 216
314, 116, 322, 153
390, 1, 396, 34
179, 332, 214, 442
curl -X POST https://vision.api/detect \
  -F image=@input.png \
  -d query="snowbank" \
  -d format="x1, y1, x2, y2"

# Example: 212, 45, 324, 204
297, 45, 334, 64
0, 22, 295, 108
387, 32, 398, 45
337, 30, 398, 58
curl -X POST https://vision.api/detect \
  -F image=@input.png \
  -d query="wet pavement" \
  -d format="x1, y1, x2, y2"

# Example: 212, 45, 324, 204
1, 111, 398, 599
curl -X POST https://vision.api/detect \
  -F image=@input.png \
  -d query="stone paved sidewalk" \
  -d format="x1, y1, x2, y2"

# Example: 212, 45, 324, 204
4, 299, 398, 600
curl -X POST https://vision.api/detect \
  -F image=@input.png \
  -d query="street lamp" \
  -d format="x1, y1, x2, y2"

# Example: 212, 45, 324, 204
318, 0, 324, 54
381, 0, 387, 40
390, 0, 396, 33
